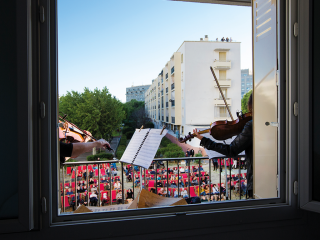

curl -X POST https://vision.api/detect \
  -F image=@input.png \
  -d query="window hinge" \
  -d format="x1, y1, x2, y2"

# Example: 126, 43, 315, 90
294, 102, 298, 116
294, 22, 298, 37
294, 181, 298, 195
40, 6, 45, 23
42, 197, 47, 213
40, 102, 46, 119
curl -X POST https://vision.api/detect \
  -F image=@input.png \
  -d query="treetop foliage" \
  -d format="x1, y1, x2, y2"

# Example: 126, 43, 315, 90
241, 90, 252, 114
59, 87, 125, 140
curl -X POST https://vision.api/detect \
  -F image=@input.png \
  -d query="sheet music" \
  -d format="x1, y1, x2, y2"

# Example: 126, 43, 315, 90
120, 129, 150, 164
120, 129, 168, 168
197, 128, 245, 159
133, 129, 168, 169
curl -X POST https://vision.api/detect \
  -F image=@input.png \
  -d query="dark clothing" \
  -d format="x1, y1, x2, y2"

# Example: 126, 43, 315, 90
127, 191, 133, 199
200, 120, 253, 191
60, 142, 73, 165
190, 149, 194, 157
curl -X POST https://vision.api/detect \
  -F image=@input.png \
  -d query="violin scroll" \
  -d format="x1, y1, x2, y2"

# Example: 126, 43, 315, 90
178, 132, 195, 144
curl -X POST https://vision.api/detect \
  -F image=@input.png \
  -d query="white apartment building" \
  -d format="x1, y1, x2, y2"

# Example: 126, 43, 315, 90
145, 36, 241, 147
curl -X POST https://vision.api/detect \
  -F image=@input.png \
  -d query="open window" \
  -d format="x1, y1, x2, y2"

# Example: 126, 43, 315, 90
48, 0, 289, 223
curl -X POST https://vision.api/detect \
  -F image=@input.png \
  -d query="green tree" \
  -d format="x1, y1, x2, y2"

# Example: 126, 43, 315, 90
122, 99, 148, 129
59, 87, 125, 140
241, 90, 252, 114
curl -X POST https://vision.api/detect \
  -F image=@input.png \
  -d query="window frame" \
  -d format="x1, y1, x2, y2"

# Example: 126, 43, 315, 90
38, 0, 303, 234
0, 0, 35, 233
298, 0, 320, 213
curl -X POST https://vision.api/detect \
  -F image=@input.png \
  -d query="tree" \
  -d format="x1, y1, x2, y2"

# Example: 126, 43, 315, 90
59, 87, 125, 140
122, 99, 148, 129
241, 90, 252, 114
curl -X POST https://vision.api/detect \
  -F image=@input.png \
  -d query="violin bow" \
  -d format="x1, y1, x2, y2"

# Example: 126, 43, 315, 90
210, 66, 234, 121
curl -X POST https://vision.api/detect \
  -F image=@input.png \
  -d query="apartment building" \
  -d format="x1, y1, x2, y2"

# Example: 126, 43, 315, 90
241, 69, 253, 98
125, 84, 150, 102
145, 37, 241, 146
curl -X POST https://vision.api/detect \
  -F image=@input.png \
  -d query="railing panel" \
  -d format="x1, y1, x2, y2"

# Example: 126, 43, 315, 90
60, 157, 247, 214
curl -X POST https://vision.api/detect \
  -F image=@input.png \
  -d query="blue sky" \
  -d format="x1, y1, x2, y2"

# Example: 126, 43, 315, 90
58, 0, 252, 102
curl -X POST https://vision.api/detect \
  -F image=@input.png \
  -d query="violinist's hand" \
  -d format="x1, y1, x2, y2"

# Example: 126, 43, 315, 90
193, 128, 203, 140
96, 139, 111, 149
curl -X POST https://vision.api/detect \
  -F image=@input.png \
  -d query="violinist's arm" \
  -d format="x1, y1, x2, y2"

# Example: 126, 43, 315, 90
71, 139, 110, 158
193, 128, 204, 140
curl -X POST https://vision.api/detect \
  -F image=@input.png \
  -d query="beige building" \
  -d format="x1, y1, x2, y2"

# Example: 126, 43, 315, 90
145, 37, 241, 147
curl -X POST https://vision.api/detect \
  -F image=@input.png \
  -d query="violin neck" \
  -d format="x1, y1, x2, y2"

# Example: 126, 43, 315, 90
194, 129, 210, 136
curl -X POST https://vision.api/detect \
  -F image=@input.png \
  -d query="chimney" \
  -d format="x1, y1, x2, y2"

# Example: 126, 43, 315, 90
200, 38, 203, 41
204, 35, 209, 41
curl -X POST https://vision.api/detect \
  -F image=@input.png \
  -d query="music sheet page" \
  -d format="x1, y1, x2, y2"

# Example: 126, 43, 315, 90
132, 129, 168, 169
120, 129, 150, 164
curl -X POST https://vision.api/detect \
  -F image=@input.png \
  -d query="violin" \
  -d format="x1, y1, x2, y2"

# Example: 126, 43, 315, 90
178, 111, 252, 143
59, 115, 113, 151
178, 67, 252, 143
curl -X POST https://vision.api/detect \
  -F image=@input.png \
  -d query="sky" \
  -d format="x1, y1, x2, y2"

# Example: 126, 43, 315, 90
58, 0, 252, 102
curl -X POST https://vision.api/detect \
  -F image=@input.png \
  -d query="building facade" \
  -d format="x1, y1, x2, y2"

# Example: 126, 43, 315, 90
145, 38, 241, 147
126, 84, 151, 102
241, 69, 253, 98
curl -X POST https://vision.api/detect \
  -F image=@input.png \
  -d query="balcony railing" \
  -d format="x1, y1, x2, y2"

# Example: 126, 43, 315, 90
214, 98, 231, 106
166, 102, 168, 108
214, 79, 231, 88
213, 60, 231, 70
171, 66, 175, 74
171, 83, 175, 90
172, 117, 175, 123
60, 156, 247, 214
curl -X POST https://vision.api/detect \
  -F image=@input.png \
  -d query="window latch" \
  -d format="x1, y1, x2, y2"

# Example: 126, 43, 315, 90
265, 122, 279, 127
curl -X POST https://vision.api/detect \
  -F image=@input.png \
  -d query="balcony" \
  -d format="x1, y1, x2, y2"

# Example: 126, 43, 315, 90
165, 73, 168, 79
214, 79, 231, 88
214, 98, 232, 106
166, 102, 168, 108
158, 104, 160, 109
60, 156, 248, 213
161, 78, 163, 83
171, 83, 175, 90
171, 66, 175, 75
161, 90, 163, 95
212, 60, 231, 70
172, 117, 175, 123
